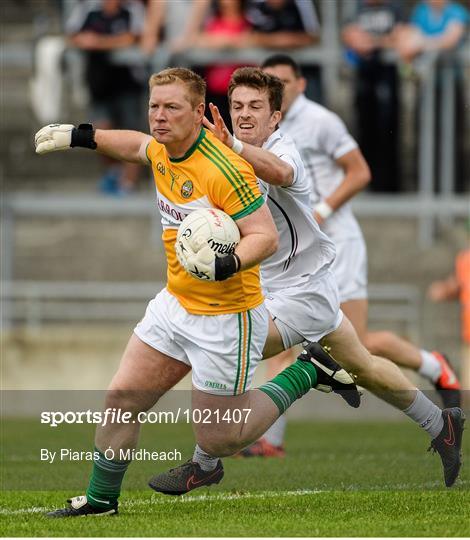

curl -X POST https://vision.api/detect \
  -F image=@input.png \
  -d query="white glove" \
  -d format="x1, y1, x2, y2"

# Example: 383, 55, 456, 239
34, 123, 74, 154
175, 236, 216, 281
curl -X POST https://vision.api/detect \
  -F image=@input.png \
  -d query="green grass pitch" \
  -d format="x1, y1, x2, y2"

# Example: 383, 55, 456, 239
1, 418, 469, 536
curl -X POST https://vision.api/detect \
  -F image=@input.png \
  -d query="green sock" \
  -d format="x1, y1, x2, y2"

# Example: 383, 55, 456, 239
259, 358, 318, 415
86, 448, 130, 508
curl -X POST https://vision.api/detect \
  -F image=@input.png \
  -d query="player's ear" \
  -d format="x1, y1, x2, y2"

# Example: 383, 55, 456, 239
271, 110, 282, 127
298, 77, 307, 93
196, 102, 205, 121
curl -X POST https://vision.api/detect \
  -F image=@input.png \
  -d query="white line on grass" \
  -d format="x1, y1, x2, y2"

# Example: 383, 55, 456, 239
0, 490, 322, 515
124, 479, 469, 506
1, 480, 468, 515
0, 507, 49, 515
135, 489, 323, 506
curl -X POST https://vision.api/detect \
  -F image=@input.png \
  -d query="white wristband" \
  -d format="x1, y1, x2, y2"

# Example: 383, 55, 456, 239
231, 136, 244, 155
314, 201, 333, 220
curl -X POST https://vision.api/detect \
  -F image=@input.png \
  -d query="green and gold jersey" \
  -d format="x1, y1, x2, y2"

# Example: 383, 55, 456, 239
147, 128, 265, 315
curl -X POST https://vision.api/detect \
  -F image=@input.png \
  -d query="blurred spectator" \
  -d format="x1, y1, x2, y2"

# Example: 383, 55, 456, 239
244, 0, 319, 48
428, 247, 470, 393
141, 1, 201, 71
166, 0, 320, 112
66, 0, 146, 195
396, 0, 469, 62
140, 0, 167, 56
186, 0, 250, 126
244, 0, 321, 101
342, 0, 404, 193
396, 0, 469, 193
166, 0, 211, 53
29, 0, 85, 124
30, 36, 68, 124
201, 0, 252, 127
167, 0, 251, 127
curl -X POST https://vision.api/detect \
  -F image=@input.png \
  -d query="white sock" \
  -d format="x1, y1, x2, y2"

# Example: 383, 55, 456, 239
263, 415, 287, 447
192, 444, 218, 471
418, 350, 441, 382
403, 391, 444, 439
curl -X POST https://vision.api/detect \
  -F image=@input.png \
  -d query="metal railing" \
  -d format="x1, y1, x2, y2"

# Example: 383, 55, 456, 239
1, 280, 162, 328
0, 190, 439, 335
1, 279, 421, 343
1, 192, 437, 333
415, 48, 470, 246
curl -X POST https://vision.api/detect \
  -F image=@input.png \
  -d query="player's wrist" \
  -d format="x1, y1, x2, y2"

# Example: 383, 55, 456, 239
314, 200, 333, 220
214, 253, 241, 281
231, 136, 244, 155
71, 123, 97, 150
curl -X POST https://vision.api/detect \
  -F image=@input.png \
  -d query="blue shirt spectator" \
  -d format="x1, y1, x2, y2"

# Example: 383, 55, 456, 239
396, 0, 469, 62
411, 1, 469, 37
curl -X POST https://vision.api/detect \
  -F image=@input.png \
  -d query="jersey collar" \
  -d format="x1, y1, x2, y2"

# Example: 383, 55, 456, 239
169, 127, 206, 163
262, 129, 282, 150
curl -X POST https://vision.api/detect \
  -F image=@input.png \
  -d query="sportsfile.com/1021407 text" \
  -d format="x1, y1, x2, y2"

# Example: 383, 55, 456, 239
40, 407, 252, 427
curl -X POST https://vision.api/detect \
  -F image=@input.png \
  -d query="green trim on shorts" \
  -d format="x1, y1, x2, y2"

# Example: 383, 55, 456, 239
232, 311, 253, 395
243, 310, 253, 393
234, 313, 243, 395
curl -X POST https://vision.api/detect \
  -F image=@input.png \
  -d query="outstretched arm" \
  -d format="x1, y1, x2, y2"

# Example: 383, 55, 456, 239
95, 129, 152, 164
35, 123, 152, 165
203, 103, 293, 187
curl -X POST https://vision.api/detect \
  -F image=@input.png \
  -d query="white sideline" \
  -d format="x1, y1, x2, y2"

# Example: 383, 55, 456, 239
145, 489, 322, 504
0, 506, 49, 515
1, 480, 468, 515
0, 490, 321, 515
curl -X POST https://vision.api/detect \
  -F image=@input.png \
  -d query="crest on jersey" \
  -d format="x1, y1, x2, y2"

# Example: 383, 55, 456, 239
181, 180, 193, 199
156, 162, 165, 175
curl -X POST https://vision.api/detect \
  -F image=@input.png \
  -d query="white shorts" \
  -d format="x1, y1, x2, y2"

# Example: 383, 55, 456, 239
330, 236, 368, 303
265, 269, 343, 350
134, 288, 269, 396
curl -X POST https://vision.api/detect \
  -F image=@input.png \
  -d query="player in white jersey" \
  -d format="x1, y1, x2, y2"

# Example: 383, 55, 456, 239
247, 54, 461, 457
255, 124, 343, 350
153, 67, 464, 491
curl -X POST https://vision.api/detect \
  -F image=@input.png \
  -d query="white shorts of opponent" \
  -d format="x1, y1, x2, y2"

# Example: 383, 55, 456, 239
134, 288, 269, 396
330, 236, 368, 303
265, 268, 343, 350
